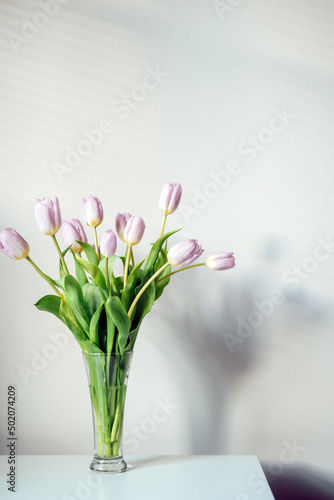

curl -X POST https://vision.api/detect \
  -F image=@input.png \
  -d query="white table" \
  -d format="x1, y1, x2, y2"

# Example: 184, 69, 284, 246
0, 455, 275, 500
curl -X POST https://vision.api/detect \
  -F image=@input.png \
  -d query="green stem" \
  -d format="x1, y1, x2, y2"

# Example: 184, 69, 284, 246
51, 235, 69, 274
97, 422, 103, 456
157, 262, 206, 283
105, 257, 111, 294
128, 262, 169, 319
105, 442, 112, 457
110, 401, 121, 443
130, 247, 135, 267
160, 213, 167, 237
124, 245, 131, 288
110, 385, 126, 453
26, 256, 61, 296
93, 227, 100, 260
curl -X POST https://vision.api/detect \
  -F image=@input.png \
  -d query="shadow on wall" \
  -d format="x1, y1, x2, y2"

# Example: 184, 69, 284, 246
150, 236, 333, 454
151, 271, 260, 454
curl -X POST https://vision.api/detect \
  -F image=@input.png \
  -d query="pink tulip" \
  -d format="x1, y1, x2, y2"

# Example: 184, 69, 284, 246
115, 212, 132, 242
0, 228, 30, 260
123, 216, 146, 246
206, 252, 235, 270
167, 239, 204, 267
72, 218, 87, 242
159, 182, 182, 215
82, 196, 103, 228
62, 219, 88, 254
100, 230, 117, 257
34, 196, 62, 235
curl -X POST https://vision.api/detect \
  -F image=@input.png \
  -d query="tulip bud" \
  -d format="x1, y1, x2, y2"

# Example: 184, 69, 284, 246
62, 219, 88, 254
206, 252, 235, 270
159, 182, 182, 215
167, 239, 204, 267
115, 212, 132, 242
34, 196, 62, 236
82, 196, 103, 228
100, 230, 117, 257
123, 216, 146, 246
0, 228, 30, 260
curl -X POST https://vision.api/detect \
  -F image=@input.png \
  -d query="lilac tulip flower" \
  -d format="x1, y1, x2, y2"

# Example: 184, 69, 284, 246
123, 216, 146, 246
62, 219, 88, 254
115, 213, 132, 242
167, 239, 204, 267
0, 228, 30, 260
82, 196, 103, 228
100, 230, 117, 257
34, 196, 62, 235
159, 182, 182, 215
206, 252, 235, 270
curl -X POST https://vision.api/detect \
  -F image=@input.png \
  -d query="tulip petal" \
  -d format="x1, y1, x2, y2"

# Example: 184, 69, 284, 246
168, 239, 203, 267
100, 230, 117, 257
159, 182, 182, 214
0, 228, 30, 260
116, 212, 132, 241
34, 197, 62, 235
82, 196, 103, 227
123, 216, 146, 246
206, 252, 235, 270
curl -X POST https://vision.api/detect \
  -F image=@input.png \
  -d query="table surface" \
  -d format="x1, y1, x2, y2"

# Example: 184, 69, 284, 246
0, 455, 275, 500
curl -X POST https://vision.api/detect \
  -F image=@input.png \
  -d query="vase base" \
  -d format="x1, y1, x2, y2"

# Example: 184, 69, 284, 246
89, 456, 127, 473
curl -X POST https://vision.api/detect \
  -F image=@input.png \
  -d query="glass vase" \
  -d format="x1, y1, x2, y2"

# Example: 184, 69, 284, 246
82, 351, 133, 473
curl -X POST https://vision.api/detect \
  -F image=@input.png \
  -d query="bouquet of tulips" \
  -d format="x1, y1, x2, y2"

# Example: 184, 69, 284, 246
0, 182, 235, 355
0, 182, 235, 468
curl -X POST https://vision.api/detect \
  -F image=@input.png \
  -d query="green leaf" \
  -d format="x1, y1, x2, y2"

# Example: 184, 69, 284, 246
153, 247, 171, 299
59, 260, 66, 279
98, 255, 118, 277
34, 295, 64, 323
80, 340, 105, 354
63, 274, 90, 332
155, 264, 171, 300
121, 257, 146, 311
125, 270, 160, 350
59, 245, 71, 278
59, 294, 88, 343
105, 296, 130, 355
110, 273, 121, 298
130, 274, 156, 327
89, 304, 104, 346
154, 247, 167, 270
126, 325, 140, 352
52, 277, 65, 290
98, 256, 121, 297
115, 275, 124, 291
143, 228, 181, 277
83, 283, 103, 318
76, 257, 108, 294
79, 241, 99, 266
72, 251, 88, 286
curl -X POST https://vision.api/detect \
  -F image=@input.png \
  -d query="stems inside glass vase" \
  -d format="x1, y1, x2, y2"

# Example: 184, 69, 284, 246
83, 351, 133, 473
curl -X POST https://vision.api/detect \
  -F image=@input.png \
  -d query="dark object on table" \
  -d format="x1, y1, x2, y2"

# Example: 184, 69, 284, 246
261, 462, 334, 500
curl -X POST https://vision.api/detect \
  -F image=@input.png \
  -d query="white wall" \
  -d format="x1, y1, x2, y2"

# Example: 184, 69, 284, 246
1, 0, 334, 477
